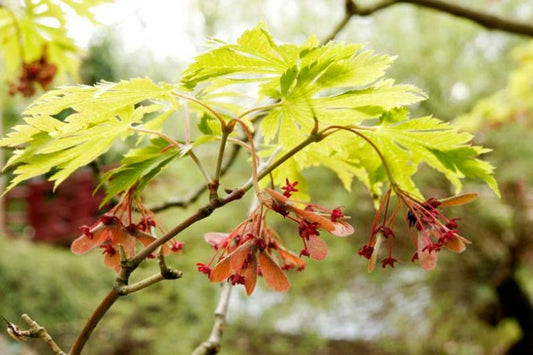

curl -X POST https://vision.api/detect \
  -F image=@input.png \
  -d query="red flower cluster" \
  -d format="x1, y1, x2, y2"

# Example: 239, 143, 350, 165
264, 186, 353, 260
9, 47, 57, 97
358, 188, 473, 271
199, 206, 305, 295
199, 180, 354, 295
71, 192, 183, 272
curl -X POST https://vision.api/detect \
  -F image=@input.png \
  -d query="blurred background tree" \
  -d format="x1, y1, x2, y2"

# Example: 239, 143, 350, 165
2, 0, 533, 354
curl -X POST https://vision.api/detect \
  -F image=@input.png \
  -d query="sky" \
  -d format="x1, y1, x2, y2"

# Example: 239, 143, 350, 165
66, 0, 347, 63
68, 0, 203, 61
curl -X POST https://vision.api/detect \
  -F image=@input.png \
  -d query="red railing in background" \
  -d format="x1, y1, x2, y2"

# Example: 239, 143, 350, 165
3, 169, 105, 245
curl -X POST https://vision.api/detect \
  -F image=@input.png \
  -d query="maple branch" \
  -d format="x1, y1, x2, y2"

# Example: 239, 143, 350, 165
137, 131, 322, 262
398, 0, 533, 36
191, 282, 232, 355
70, 290, 120, 355
148, 143, 242, 212
133, 188, 246, 264
69, 131, 322, 354
116, 269, 182, 295
237, 103, 281, 121
4, 314, 66, 355
253, 132, 323, 187
326, 0, 533, 42
116, 243, 183, 295
23, 315, 65, 354
321, 11, 352, 45
69, 188, 245, 355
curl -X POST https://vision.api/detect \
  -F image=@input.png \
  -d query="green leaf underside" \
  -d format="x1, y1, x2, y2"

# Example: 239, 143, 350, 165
360, 115, 499, 197
263, 111, 499, 201
99, 138, 181, 205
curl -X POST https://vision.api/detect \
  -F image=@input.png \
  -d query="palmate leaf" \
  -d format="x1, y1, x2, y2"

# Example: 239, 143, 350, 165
181, 23, 497, 197
181, 23, 293, 90
99, 138, 181, 205
182, 23, 424, 140
259, 80, 424, 146
1, 78, 179, 192
263, 108, 499, 202
354, 114, 500, 198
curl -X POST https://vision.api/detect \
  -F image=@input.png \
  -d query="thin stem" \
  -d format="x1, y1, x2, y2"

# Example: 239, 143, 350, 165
129, 124, 183, 149
117, 270, 182, 295
211, 282, 232, 337
191, 282, 233, 355
147, 143, 241, 213
214, 131, 229, 181
184, 101, 191, 145
225, 137, 263, 185
155, 229, 183, 280
226, 136, 252, 151
117, 273, 164, 294
345, 0, 397, 16
117, 229, 182, 295
326, 0, 533, 51
4, 314, 66, 354
24, 315, 65, 354
322, 126, 397, 187
321, 8, 352, 44
137, 132, 322, 261
129, 123, 212, 183
172, 91, 227, 130
248, 133, 322, 192
400, 0, 533, 36
189, 150, 213, 183
145, 100, 274, 211
69, 289, 120, 355
228, 118, 261, 197
218, 142, 242, 177
236, 103, 281, 120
